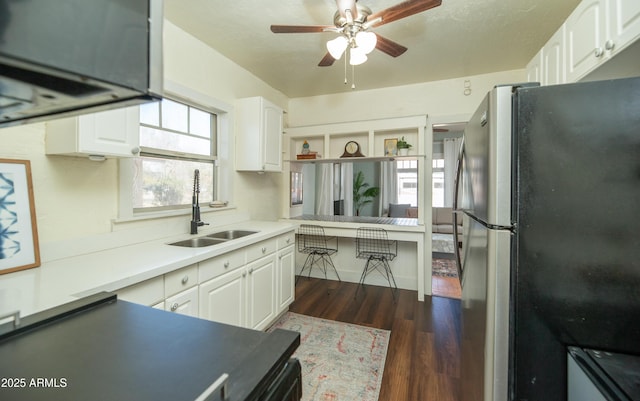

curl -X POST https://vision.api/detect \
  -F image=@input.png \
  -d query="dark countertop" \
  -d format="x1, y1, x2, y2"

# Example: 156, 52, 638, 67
0, 293, 299, 401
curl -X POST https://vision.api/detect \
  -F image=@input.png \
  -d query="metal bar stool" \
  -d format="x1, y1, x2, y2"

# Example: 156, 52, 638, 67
355, 227, 398, 299
297, 224, 341, 282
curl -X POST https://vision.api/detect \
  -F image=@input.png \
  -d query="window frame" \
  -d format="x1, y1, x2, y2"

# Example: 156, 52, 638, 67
118, 81, 233, 221
396, 159, 419, 207
432, 155, 445, 207
135, 97, 217, 213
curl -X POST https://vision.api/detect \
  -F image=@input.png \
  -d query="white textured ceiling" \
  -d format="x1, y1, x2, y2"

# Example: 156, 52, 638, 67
164, 0, 580, 98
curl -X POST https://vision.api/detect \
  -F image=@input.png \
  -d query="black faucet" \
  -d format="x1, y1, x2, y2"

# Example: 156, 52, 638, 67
190, 169, 209, 234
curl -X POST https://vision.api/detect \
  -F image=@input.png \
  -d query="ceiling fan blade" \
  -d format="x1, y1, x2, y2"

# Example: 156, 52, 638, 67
270, 25, 334, 33
318, 52, 336, 67
375, 35, 408, 57
368, 0, 442, 28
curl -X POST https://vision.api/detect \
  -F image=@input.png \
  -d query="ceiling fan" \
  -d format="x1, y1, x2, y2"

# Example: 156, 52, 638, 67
270, 0, 442, 67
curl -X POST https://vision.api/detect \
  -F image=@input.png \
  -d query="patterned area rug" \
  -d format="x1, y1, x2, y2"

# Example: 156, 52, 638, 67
268, 312, 390, 401
432, 258, 458, 278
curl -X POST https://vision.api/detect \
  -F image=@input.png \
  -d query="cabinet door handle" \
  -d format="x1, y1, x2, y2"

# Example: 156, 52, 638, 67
194, 373, 229, 401
286, 238, 291, 244
0, 311, 20, 328
261, 247, 267, 254
181, 275, 189, 284
170, 303, 179, 312
594, 47, 604, 57
242, 271, 247, 278
131, 146, 140, 155
605, 39, 615, 51
249, 268, 254, 274
224, 261, 230, 268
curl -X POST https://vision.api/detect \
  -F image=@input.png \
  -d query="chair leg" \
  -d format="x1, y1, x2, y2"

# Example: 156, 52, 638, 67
355, 256, 397, 301
382, 258, 398, 302
297, 252, 341, 283
296, 252, 317, 283
383, 258, 398, 290
322, 253, 341, 281
355, 258, 371, 299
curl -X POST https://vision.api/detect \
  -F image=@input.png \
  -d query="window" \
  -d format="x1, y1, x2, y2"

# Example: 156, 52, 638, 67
397, 159, 418, 206
134, 99, 217, 211
432, 157, 445, 207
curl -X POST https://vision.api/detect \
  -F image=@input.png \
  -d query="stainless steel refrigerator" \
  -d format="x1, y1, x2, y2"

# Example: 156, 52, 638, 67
454, 77, 640, 401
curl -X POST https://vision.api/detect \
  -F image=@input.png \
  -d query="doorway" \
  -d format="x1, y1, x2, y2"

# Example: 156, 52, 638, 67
431, 122, 464, 299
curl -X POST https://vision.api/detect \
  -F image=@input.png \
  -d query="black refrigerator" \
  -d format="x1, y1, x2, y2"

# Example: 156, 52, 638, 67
454, 77, 640, 401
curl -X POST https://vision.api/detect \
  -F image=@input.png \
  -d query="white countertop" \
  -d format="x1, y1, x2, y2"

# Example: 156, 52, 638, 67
0, 220, 296, 319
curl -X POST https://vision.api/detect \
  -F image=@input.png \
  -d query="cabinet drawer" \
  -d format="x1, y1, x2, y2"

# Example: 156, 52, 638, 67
199, 249, 245, 283
246, 238, 277, 263
116, 276, 164, 306
164, 287, 199, 318
277, 231, 295, 249
164, 264, 198, 297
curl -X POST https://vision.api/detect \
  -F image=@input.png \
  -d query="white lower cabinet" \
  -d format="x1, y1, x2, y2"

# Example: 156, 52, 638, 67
199, 267, 247, 327
165, 286, 199, 317
116, 276, 164, 306
199, 254, 277, 330
246, 255, 277, 330
277, 245, 295, 312
116, 230, 295, 329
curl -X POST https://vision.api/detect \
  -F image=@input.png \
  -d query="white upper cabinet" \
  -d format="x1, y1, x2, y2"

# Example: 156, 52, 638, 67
46, 106, 140, 159
528, 0, 640, 85
542, 25, 566, 85
235, 96, 283, 172
565, 0, 608, 82
566, 0, 640, 82
609, 0, 640, 52
526, 49, 542, 83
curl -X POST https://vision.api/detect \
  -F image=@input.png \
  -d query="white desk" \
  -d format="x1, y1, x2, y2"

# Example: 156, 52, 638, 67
290, 216, 430, 301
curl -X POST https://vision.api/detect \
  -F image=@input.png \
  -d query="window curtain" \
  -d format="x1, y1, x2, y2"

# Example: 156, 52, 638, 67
315, 163, 334, 215
378, 161, 398, 216
341, 163, 354, 216
444, 137, 462, 207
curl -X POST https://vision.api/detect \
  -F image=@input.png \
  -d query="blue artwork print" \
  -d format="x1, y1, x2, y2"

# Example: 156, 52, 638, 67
0, 172, 20, 259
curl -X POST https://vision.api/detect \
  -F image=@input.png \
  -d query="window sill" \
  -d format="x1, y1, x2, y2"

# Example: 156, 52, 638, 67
114, 205, 237, 224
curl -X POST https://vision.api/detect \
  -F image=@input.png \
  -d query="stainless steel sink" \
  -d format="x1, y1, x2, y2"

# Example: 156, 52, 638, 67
168, 237, 227, 248
205, 230, 258, 240
168, 230, 258, 248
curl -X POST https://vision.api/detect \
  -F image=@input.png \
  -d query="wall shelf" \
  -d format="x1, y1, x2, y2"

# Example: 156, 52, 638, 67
286, 155, 425, 164
284, 115, 427, 160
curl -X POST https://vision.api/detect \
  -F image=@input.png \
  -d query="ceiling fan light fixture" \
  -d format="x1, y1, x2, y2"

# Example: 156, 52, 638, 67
355, 31, 377, 54
327, 35, 348, 59
349, 46, 367, 65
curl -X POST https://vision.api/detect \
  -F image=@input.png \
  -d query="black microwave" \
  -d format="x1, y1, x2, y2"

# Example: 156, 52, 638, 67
0, 0, 163, 127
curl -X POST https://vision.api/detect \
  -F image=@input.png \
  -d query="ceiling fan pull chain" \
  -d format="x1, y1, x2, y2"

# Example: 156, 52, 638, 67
351, 64, 356, 89
344, 52, 348, 85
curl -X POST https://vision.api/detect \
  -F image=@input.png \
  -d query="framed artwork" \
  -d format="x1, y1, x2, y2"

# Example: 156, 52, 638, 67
384, 138, 398, 156
290, 171, 303, 206
0, 159, 40, 275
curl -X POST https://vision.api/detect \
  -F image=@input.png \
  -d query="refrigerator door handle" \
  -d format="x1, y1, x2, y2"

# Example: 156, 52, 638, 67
453, 139, 465, 283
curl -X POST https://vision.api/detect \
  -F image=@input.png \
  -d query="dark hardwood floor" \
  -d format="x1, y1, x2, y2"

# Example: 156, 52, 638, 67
289, 277, 461, 401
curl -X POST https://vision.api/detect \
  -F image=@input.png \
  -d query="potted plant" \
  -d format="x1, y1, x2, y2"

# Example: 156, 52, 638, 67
353, 171, 380, 216
397, 136, 412, 155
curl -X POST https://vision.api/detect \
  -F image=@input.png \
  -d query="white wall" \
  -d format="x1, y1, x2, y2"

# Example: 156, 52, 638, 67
0, 123, 118, 245
288, 69, 525, 127
163, 21, 289, 222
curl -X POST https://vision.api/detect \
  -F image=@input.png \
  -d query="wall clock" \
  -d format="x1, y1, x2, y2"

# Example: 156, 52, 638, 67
341, 140, 364, 157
